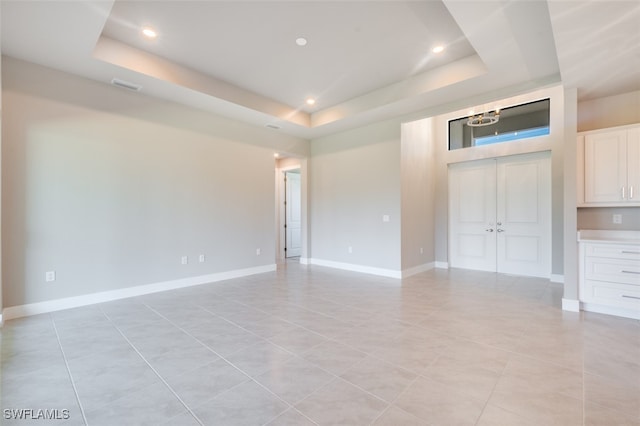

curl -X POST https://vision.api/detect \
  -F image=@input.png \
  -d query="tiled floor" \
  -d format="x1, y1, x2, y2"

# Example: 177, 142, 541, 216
2, 262, 639, 425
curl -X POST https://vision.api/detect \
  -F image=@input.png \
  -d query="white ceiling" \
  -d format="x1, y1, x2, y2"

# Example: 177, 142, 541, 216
1, 1, 639, 139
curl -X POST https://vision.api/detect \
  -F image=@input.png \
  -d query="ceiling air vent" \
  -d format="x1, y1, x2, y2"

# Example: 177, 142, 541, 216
265, 124, 281, 130
111, 78, 142, 92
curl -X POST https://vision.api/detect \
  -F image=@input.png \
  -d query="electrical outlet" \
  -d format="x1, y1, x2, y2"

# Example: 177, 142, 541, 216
382, 215, 390, 222
199, 254, 205, 263
181, 256, 188, 265
256, 248, 261, 256
420, 247, 424, 254
348, 246, 353, 254
613, 214, 622, 224
45, 271, 56, 282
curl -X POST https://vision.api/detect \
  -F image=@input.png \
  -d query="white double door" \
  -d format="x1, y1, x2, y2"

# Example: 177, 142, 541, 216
449, 152, 551, 278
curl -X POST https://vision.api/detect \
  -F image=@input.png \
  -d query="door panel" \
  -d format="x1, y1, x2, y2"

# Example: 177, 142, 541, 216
503, 235, 540, 262
503, 162, 539, 223
285, 172, 302, 257
497, 154, 550, 277
449, 159, 496, 272
585, 131, 627, 202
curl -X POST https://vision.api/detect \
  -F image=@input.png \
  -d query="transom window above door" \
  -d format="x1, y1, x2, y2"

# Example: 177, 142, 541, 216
448, 98, 550, 150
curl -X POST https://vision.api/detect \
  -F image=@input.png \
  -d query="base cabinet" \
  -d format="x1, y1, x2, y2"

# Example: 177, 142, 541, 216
579, 239, 640, 319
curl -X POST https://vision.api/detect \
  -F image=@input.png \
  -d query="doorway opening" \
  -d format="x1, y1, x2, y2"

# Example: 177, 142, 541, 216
283, 169, 302, 258
275, 156, 305, 262
448, 151, 551, 278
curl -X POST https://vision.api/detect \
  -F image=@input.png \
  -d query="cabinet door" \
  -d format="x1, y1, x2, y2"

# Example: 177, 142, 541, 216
627, 128, 640, 202
585, 130, 627, 203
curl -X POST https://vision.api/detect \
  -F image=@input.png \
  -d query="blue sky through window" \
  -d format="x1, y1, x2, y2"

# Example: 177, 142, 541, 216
474, 126, 549, 146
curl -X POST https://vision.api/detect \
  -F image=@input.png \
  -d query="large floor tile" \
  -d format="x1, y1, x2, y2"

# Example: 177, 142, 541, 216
265, 408, 317, 426
394, 376, 486, 425
1, 364, 82, 420
191, 380, 288, 426
1, 343, 66, 380
488, 370, 584, 425
255, 356, 335, 404
267, 326, 327, 355
372, 405, 427, 426
495, 355, 584, 400
301, 340, 368, 376
69, 348, 162, 410
475, 404, 541, 426
225, 340, 295, 377
161, 410, 202, 426
145, 343, 220, 379
83, 381, 184, 426
340, 356, 417, 403
584, 400, 640, 426
164, 359, 249, 408
421, 340, 509, 403
56, 323, 131, 360
295, 378, 388, 425
584, 371, 640, 417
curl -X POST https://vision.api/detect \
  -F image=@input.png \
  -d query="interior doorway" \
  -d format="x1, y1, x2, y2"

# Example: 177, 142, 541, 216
284, 170, 302, 257
275, 157, 303, 261
448, 151, 551, 278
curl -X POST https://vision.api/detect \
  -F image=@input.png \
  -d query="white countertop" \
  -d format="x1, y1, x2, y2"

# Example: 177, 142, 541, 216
578, 229, 640, 244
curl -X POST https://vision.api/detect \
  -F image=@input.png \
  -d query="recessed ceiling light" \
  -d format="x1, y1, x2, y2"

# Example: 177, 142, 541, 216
305, 98, 316, 106
142, 27, 157, 39
274, 153, 280, 158
296, 37, 308, 46
432, 45, 445, 54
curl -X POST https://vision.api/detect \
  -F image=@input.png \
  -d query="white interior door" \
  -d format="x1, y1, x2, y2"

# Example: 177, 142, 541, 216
285, 171, 302, 257
449, 152, 551, 278
449, 159, 497, 272
496, 153, 551, 277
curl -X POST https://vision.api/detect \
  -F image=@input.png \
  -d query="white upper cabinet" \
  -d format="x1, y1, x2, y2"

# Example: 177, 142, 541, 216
579, 124, 640, 206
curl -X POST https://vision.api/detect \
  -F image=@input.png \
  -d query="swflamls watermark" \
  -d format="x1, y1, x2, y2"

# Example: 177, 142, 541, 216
3, 408, 70, 420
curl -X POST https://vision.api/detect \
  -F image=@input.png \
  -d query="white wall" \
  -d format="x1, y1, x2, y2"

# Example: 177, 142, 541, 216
578, 90, 640, 132
400, 119, 435, 270
309, 119, 401, 272
1, 57, 309, 309
0, 6, 3, 321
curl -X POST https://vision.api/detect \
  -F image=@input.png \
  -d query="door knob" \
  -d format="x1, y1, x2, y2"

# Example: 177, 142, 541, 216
485, 228, 494, 232
497, 229, 505, 232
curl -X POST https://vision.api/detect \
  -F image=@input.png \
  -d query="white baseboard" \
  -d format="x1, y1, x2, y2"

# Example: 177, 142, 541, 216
299, 257, 310, 265
562, 298, 580, 312
550, 274, 564, 283
581, 302, 640, 320
308, 258, 402, 279
401, 262, 435, 278
435, 261, 449, 269
1, 264, 277, 322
